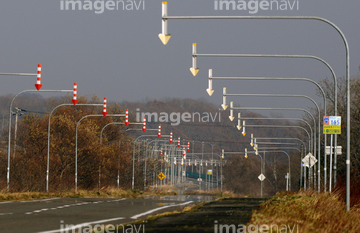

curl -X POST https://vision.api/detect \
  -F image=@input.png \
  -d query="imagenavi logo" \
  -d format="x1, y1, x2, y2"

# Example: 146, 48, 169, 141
214, 0, 299, 14
136, 108, 221, 126
60, 0, 145, 14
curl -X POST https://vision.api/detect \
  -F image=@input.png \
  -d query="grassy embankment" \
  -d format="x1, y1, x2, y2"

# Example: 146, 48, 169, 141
248, 191, 360, 232
0, 186, 178, 202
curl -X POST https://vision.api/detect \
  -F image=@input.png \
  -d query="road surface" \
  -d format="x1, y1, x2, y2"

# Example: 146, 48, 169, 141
0, 195, 207, 233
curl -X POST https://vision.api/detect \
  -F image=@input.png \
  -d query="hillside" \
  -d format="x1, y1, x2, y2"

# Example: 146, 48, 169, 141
0, 95, 302, 195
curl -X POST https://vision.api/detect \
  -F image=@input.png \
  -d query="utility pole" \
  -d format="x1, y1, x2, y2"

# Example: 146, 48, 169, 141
13, 107, 25, 159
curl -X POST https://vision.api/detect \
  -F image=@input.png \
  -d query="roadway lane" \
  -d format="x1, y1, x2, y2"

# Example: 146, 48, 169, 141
0, 196, 203, 233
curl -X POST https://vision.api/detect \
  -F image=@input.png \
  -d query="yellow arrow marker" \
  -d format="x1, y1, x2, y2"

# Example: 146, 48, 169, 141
158, 34, 171, 45
190, 68, 199, 76
206, 89, 214, 96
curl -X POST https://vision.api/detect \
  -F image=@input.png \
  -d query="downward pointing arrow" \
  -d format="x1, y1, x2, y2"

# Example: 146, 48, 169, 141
189, 68, 199, 76
206, 89, 214, 96
35, 84, 42, 91
158, 34, 171, 45
221, 104, 228, 110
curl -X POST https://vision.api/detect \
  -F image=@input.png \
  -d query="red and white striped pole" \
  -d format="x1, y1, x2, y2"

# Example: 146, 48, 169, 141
187, 141, 190, 152
72, 82, 78, 105
102, 97, 107, 117
160, 147, 163, 156
158, 124, 161, 138
177, 136, 181, 148
35, 64, 42, 91
125, 109, 129, 126
142, 117, 147, 132
182, 146, 186, 157
169, 131, 173, 144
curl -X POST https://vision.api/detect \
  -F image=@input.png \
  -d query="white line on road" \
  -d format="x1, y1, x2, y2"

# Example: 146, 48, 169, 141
25, 198, 127, 215
130, 201, 194, 219
21, 198, 60, 203
0, 201, 13, 205
37, 217, 125, 233
0, 212, 13, 216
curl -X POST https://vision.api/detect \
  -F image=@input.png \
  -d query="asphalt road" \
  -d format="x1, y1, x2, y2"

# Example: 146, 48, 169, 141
0, 195, 207, 233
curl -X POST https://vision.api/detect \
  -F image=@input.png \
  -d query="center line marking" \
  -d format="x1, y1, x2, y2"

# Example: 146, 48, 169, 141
131, 201, 193, 219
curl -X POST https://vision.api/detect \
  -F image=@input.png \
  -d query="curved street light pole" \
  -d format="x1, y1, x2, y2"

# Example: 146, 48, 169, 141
198, 50, 340, 188
226, 91, 322, 163
7, 89, 72, 191
258, 150, 293, 191
99, 122, 144, 190
254, 138, 306, 189
231, 105, 317, 174
224, 151, 264, 197
75, 114, 125, 192
160, 4, 350, 210
228, 92, 328, 191
46, 103, 103, 192
242, 117, 312, 152
213, 73, 326, 193
131, 131, 162, 190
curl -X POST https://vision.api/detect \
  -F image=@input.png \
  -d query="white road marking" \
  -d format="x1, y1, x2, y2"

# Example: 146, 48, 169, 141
0, 201, 13, 204
130, 201, 194, 219
0, 212, 13, 216
37, 217, 125, 233
25, 198, 127, 215
21, 198, 60, 203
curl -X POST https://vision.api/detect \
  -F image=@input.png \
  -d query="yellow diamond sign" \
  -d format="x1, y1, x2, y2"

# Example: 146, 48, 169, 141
158, 172, 165, 180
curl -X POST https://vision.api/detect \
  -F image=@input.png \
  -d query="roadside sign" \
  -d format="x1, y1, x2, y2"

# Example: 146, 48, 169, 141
158, 172, 165, 181
323, 116, 341, 134
258, 174, 266, 181
207, 170, 212, 175
302, 153, 317, 167
325, 146, 342, 155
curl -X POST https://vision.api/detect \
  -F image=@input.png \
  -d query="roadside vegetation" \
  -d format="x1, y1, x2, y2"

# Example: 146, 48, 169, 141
0, 187, 177, 202
248, 190, 360, 232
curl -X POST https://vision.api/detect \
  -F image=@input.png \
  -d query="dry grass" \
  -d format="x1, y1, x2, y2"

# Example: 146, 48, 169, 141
248, 191, 360, 233
0, 187, 178, 202
184, 188, 244, 198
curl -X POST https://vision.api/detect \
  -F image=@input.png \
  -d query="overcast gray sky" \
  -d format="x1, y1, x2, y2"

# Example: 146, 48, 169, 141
0, 0, 359, 118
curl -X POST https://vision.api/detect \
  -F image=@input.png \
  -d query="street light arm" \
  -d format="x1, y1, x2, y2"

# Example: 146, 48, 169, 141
196, 52, 337, 115
161, 3, 350, 209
